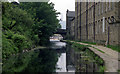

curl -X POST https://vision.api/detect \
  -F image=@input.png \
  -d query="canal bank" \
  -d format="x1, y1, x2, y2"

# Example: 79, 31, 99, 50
66, 41, 105, 72
3, 39, 119, 73
64, 40, 119, 72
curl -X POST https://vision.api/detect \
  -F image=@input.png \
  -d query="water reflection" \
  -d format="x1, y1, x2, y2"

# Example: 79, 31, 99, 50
50, 40, 67, 72
3, 48, 58, 73
51, 40, 75, 73
3, 40, 76, 73
56, 53, 66, 72
50, 40, 66, 49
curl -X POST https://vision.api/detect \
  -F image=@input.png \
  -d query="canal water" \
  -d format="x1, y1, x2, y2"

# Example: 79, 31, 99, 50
2, 40, 75, 73
50, 40, 75, 72
50, 40, 67, 72
3, 40, 104, 73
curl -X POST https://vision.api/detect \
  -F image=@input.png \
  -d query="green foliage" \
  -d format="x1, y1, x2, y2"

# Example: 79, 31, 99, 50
2, 2, 60, 59
118, 70, 120, 72
79, 41, 97, 45
12, 34, 26, 52
107, 45, 120, 52
2, 34, 18, 59
99, 66, 105, 72
72, 42, 88, 51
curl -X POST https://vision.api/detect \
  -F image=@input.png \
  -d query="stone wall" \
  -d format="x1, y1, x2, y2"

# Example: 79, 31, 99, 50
75, 2, 120, 45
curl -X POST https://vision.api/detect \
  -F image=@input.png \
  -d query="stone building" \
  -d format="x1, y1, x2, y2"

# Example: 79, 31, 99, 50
66, 10, 75, 40
74, 2, 120, 45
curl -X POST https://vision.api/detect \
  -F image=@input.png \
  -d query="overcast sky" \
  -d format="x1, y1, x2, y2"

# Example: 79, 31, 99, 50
49, 0, 75, 21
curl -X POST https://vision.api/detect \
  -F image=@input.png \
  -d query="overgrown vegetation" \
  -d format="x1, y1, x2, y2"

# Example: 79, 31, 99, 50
69, 40, 120, 53
79, 41, 120, 52
107, 45, 120, 52
78, 41, 97, 45
67, 41, 105, 72
2, 2, 60, 59
92, 47, 105, 53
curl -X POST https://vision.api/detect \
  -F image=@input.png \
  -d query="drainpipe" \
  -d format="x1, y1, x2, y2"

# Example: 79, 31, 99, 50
107, 25, 110, 45
86, 2, 88, 41
77, 2, 78, 40
79, 2, 81, 41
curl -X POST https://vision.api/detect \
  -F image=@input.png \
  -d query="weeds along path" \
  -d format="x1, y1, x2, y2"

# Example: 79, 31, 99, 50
66, 40, 119, 72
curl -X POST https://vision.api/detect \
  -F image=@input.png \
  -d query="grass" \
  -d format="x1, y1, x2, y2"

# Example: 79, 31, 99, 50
118, 70, 120, 72
79, 41, 97, 45
72, 42, 88, 52
99, 66, 105, 72
93, 47, 105, 53
107, 45, 120, 52
67, 40, 120, 53
71, 40, 105, 53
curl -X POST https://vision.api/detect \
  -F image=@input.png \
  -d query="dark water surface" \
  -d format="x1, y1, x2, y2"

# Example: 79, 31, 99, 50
3, 40, 71, 73
3, 40, 104, 73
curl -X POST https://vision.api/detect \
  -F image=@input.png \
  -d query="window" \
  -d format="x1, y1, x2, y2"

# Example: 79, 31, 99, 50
99, 3, 100, 15
111, 0, 114, 9
105, 18, 107, 34
92, 24, 93, 35
99, 22, 101, 34
109, 0, 111, 10
106, 2, 107, 12
102, 2, 104, 13
96, 22, 99, 34
103, 17, 105, 33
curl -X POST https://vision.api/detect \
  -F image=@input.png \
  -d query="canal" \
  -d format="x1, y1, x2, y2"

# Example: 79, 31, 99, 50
2, 40, 104, 73
2, 40, 75, 73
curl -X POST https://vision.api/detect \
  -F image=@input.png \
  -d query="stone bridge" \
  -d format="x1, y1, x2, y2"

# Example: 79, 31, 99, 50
54, 29, 66, 39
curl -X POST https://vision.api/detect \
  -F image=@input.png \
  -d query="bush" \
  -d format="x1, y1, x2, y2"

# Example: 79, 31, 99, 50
33, 35, 40, 45
4, 30, 14, 39
12, 34, 26, 52
72, 43, 87, 51
2, 34, 18, 59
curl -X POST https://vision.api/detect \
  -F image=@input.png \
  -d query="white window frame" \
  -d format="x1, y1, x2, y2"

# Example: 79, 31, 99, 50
103, 17, 105, 33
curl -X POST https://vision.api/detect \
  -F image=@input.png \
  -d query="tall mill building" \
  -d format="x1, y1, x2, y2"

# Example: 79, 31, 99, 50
72, 2, 120, 45
66, 10, 75, 40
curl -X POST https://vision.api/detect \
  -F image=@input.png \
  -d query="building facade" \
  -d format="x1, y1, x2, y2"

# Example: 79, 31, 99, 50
66, 10, 75, 40
74, 2, 120, 45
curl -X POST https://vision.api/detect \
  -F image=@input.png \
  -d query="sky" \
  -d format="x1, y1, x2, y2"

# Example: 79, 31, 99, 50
49, 0, 75, 21
49, 0, 75, 29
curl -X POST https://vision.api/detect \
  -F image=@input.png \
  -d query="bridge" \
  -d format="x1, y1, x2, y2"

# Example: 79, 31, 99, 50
54, 29, 66, 39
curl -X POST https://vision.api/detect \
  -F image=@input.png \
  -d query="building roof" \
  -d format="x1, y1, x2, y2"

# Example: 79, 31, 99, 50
66, 10, 75, 18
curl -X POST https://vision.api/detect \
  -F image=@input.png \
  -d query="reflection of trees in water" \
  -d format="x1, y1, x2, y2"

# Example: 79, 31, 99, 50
3, 49, 58, 73
24, 49, 58, 72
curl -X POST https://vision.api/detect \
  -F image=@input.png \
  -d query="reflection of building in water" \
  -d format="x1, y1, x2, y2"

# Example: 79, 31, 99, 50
66, 43, 104, 72
66, 44, 76, 72
50, 34, 63, 41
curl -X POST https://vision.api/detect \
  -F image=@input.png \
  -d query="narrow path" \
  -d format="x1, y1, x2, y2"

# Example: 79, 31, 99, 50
67, 41, 119, 72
